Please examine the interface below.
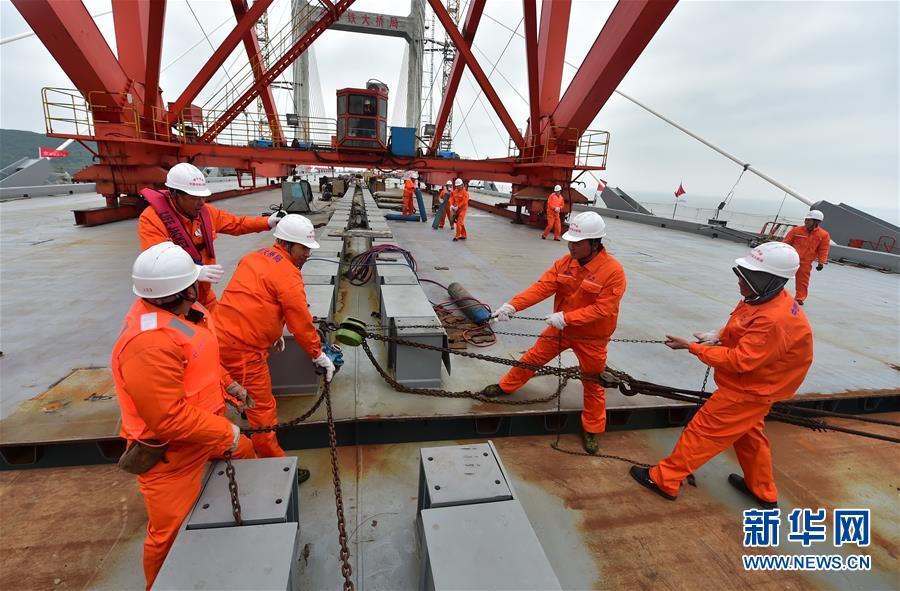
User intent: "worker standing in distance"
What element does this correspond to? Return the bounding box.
[450,178,470,241]
[782,210,830,305]
[111,242,256,589]
[214,215,336,462]
[402,172,417,216]
[630,242,812,507]
[139,162,282,311]
[434,180,454,230]
[483,211,625,454]
[542,184,565,241]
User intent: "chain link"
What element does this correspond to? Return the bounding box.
[223,451,243,526]
[324,381,354,591]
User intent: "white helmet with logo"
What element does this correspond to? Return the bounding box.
[805,210,824,221]
[132,242,200,298]
[562,211,607,241]
[165,162,211,197]
[445,180,452,186]
[735,242,800,279]
[454,178,463,187]
[274,214,320,249]
[553,184,562,192]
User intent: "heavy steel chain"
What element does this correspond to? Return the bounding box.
[360,322,664,344]
[239,387,328,434]
[223,451,243,526]
[324,381,354,591]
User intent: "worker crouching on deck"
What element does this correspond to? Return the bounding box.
[111,242,256,589]
[542,185,565,241]
[138,162,283,311]
[214,215,335,463]
[630,242,813,508]
[450,178,470,241]
[482,211,626,454]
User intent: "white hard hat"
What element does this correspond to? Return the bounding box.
[562,211,607,241]
[454,178,463,187]
[446,180,452,186]
[165,162,211,197]
[735,242,800,279]
[805,210,824,221]
[411,171,418,179]
[274,214,320,249]
[554,185,562,192]
[132,242,200,298]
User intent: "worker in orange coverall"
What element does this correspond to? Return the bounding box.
[434,180,454,230]
[214,214,335,465]
[630,242,813,508]
[542,184,565,241]
[402,172,418,215]
[483,211,626,454]
[782,209,830,305]
[112,242,256,589]
[138,162,282,311]
[450,178,470,241]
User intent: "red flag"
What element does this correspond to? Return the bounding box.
[597,178,607,191]
[674,182,686,198]
[39,147,69,158]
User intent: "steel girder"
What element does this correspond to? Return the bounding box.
[552,0,677,136]
[428,0,524,149]
[200,0,356,143]
[230,0,285,146]
[427,0,485,155]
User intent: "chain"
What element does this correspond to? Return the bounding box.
[700,365,711,394]
[360,322,664,345]
[324,381,354,591]
[223,451,243,526]
[240,387,328,434]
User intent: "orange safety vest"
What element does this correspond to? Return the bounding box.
[111,299,224,441]
[140,188,216,263]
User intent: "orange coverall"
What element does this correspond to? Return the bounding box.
[437,188,452,229]
[214,244,324,458]
[112,299,255,589]
[650,290,813,501]
[450,186,470,240]
[138,198,270,310]
[542,192,565,240]
[402,178,416,215]
[783,225,830,302]
[498,250,626,433]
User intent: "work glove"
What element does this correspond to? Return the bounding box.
[197,264,225,284]
[816,263,824,271]
[313,352,336,382]
[267,209,287,228]
[273,336,286,352]
[490,302,516,322]
[450,205,458,213]
[692,330,721,345]
[228,424,241,453]
[554,207,561,213]
[225,380,255,409]
[545,311,566,330]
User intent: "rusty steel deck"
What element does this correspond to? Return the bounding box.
[1,414,897,590]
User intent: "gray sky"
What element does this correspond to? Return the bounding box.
[1,0,897,222]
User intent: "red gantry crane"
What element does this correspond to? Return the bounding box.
[14,0,677,226]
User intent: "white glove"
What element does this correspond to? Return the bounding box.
[554,207,561,213]
[546,311,566,330]
[267,210,286,229]
[228,423,241,453]
[490,302,516,322]
[692,330,721,345]
[313,352,335,382]
[450,205,458,212]
[197,264,224,284]
[225,380,255,409]
[273,336,285,352]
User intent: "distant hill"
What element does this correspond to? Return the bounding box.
[0,129,96,176]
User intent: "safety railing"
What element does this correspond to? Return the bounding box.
[164,107,336,149]
[41,87,144,139]
[760,221,798,241]
[508,127,610,169]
